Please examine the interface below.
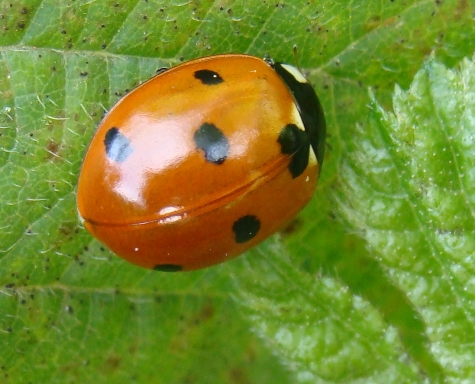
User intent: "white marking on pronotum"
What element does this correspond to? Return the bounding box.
[290,104,305,132]
[280,64,307,84]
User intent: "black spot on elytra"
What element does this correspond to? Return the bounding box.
[233,215,261,244]
[194,69,224,85]
[277,124,310,178]
[153,264,183,272]
[104,127,133,162]
[194,123,229,164]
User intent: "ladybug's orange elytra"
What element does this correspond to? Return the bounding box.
[77,54,326,271]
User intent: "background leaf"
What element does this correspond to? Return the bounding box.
[1,0,475,383]
[332,57,475,382]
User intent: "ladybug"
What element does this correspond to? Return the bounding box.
[77,54,326,272]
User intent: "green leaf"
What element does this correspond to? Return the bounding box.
[2,0,475,383]
[332,56,475,381]
[231,240,425,383]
